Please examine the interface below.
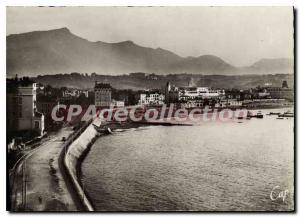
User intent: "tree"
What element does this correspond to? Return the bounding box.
[282,80,288,88]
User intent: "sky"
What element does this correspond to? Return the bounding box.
[6,6,294,66]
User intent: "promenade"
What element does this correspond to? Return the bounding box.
[10,127,77,211]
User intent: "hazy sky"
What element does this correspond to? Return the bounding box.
[7,6,294,66]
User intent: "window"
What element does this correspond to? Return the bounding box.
[34,121,40,129]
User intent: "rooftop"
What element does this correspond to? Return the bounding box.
[7,77,35,93]
[34,111,43,118]
[95,82,112,89]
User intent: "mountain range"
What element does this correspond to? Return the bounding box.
[7,28,293,77]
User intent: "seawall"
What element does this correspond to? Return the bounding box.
[61,119,99,211]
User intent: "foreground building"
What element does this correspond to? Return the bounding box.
[7,78,44,135]
[37,100,60,117]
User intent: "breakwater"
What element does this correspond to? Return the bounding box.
[60,119,99,211]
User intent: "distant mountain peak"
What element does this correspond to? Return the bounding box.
[196,55,222,60]
[44,27,73,36]
[115,40,135,45]
[53,27,71,33]
[155,47,164,51]
[242,57,293,74]
[251,58,293,67]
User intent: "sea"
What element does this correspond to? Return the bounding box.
[81,108,294,211]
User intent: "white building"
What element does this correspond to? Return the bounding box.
[111,100,125,107]
[258,92,270,98]
[63,89,89,98]
[215,99,242,108]
[179,87,225,101]
[7,79,45,135]
[199,88,225,98]
[139,93,165,105]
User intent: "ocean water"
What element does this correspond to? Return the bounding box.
[81,109,294,211]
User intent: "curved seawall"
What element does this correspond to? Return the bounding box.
[62,120,99,211]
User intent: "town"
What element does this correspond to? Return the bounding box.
[7,73,293,149]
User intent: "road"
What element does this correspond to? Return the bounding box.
[10,127,78,211]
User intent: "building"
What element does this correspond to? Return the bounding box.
[179,87,200,100]
[215,99,242,108]
[242,99,291,108]
[195,87,225,99]
[139,92,165,105]
[178,87,225,101]
[111,100,125,107]
[94,82,112,107]
[37,100,60,117]
[62,88,89,98]
[7,78,44,135]
[265,81,294,101]
[183,100,205,108]
[257,89,270,98]
[165,82,179,104]
[266,87,294,101]
[165,82,171,104]
[165,82,225,106]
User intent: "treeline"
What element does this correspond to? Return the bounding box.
[33,72,294,90]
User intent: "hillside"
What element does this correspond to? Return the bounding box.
[33,72,294,90]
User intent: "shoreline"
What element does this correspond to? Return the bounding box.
[60,119,144,211]
[60,121,95,211]
[58,137,85,211]
[75,134,100,211]
[73,106,294,211]
[76,121,147,210]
